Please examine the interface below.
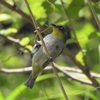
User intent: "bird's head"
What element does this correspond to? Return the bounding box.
[51,24,68,39]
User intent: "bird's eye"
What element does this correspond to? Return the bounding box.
[59,26,64,30]
[34,44,40,48]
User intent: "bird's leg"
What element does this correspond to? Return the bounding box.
[47,57,53,63]
[42,57,53,68]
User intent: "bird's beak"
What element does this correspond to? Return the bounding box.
[51,24,57,27]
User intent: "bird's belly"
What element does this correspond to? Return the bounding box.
[32,48,48,67]
[32,39,64,67]
[46,41,64,59]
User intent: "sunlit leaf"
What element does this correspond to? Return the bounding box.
[27,0,46,20]
[0,28,17,35]
[20,37,30,46]
[0,92,4,100]
[25,45,32,51]
[76,51,84,65]
[0,14,11,22]
[67,0,84,18]
[6,84,26,100]
[76,22,95,48]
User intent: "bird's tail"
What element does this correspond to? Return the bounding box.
[24,73,36,89]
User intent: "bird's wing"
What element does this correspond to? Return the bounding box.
[31,40,42,57]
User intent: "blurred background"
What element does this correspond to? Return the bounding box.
[0,0,100,100]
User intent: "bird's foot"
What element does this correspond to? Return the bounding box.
[47,57,53,63]
[42,57,53,67]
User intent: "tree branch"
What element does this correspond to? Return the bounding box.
[0,34,31,53]
[1,65,100,86]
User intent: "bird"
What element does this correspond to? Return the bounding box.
[24,24,68,88]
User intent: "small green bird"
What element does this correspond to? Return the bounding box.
[25,24,68,88]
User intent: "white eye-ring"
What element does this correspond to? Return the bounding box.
[59,26,64,30]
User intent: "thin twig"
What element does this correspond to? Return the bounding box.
[1,65,100,79]
[0,34,31,53]
[87,0,100,29]
[1,65,100,85]
[0,66,91,85]
[24,0,69,99]
[0,67,32,73]
[54,65,92,85]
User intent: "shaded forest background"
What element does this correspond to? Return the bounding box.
[0,0,100,100]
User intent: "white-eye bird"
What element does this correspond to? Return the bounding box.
[25,24,68,88]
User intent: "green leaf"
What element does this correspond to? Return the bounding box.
[42,0,55,15]
[6,84,26,100]
[27,0,46,20]
[0,92,4,100]
[76,22,95,48]
[76,51,84,65]
[85,37,100,69]
[25,45,32,51]
[0,14,11,22]
[0,28,17,35]
[67,0,84,18]
[20,37,30,46]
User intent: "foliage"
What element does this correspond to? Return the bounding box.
[0,0,100,100]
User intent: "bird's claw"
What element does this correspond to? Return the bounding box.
[42,57,53,68]
[34,27,41,33]
[48,57,53,63]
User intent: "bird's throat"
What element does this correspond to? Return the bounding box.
[52,28,64,38]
